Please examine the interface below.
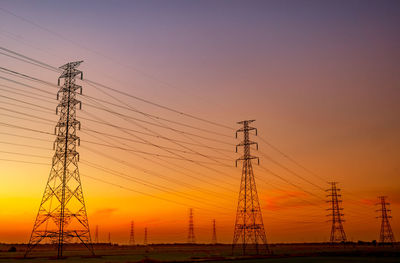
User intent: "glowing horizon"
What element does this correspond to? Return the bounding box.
[0,0,399,245]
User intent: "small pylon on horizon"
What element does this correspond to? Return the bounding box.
[212,219,217,244]
[376,196,396,245]
[188,208,196,244]
[327,182,347,243]
[129,221,135,245]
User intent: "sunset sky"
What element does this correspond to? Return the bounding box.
[0,0,399,244]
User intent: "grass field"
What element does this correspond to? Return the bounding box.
[0,243,398,262]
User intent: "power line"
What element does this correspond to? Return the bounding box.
[259,164,325,201]
[0,90,233,158]
[82,99,232,144]
[0,65,232,140]
[79,104,239,182]
[0,75,55,96]
[81,159,232,203]
[83,81,236,167]
[83,144,236,192]
[0,91,332,207]
[0,104,234,165]
[0,44,376,223]
[258,135,327,183]
[79,161,230,211]
[0,116,237,197]
[0,158,48,165]
[258,150,325,191]
[81,172,229,216]
[0,73,234,153]
[0,45,233,130]
[81,141,232,167]
[0,149,49,159]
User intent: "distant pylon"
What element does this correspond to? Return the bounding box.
[376,196,396,244]
[108,232,111,244]
[232,120,268,255]
[24,61,94,258]
[188,208,196,243]
[212,219,217,244]
[129,221,135,245]
[144,227,148,245]
[95,225,99,243]
[327,182,347,243]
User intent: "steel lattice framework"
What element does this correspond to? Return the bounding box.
[232,120,268,255]
[129,221,135,245]
[188,208,196,243]
[25,61,94,258]
[212,219,217,244]
[377,196,396,244]
[327,182,347,243]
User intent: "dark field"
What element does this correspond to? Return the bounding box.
[0,243,398,263]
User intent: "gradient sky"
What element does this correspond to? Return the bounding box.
[0,0,399,244]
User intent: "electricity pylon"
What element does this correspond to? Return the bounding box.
[212,219,217,244]
[108,232,111,244]
[25,61,94,258]
[232,120,268,255]
[188,208,196,243]
[327,182,346,243]
[129,221,135,245]
[376,196,396,244]
[144,227,148,245]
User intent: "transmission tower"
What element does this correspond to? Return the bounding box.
[376,196,396,244]
[108,232,111,244]
[129,221,135,245]
[327,182,347,243]
[232,120,268,255]
[25,61,94,258]
[144,227,148,245]
[188,208,196,243]
[95,225,99,244]
[212,219,217,244]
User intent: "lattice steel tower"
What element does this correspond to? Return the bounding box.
[25,61,94,258]
[377,196,396,244]
[212,219,217,244]
[327,182,346,243]
[188,208,196,243]
[129,221,135,245]
[232,120,268,255]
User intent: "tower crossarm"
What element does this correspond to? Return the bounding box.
[235,155,259,167]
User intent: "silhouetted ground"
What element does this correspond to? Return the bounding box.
[0,243,398,262]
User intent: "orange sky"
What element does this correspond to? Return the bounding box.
[0,0,399,244]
